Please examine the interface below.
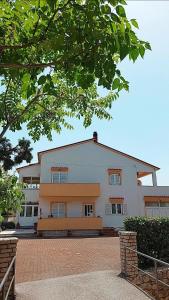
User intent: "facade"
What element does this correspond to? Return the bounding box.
[16,132,169,234]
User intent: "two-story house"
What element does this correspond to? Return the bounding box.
[16,132,169,236]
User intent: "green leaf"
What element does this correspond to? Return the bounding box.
[111,13,120,23]
[145,42,152,50]
[38,75,46,85]
[119,0,127,5]
[112,78,120,90]
[131,19,139,29]
[116,5,126,17]
[101,4,111,14]
[130,48,139,62]
[139,45,145,58]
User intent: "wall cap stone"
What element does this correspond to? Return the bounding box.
[0,237,18,244]
[119,231,137,236]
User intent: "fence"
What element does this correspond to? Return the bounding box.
[0,238,18,300]
[119,231,169,300]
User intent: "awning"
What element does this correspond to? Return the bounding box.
[109,197,124,204]
[144,196,169,203]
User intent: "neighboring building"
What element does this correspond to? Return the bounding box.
[16,132,169,235]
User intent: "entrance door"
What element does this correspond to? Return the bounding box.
[19,204,39,227]
[51,203,65,217]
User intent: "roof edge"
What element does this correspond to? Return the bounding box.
[37,138,93,160]
[96,142,160,170]
[16,162,39,171]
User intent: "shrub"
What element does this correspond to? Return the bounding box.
[124,217,169,268]
[1,221,15,230]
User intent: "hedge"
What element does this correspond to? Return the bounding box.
[124,217,169,268]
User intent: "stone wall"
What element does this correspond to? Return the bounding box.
[119,231,169,300]
[0,237,18,300]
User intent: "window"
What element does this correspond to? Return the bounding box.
[111,203,123,215]
[108,169,121,185]
[83,204,94,217]
[22,177,40,189]
[160,202,169,207]
[51,203,65,217]
[52,172,68,183]
[109,174,121,185]
[26,206,32,217]
[19,205,39,217]
[33,206,38,216]
[145,202,159,207]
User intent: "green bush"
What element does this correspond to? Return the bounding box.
[124,217,169,268]
[1,221,15,230]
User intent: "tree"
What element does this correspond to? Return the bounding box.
[0,137,33,171]
[0,0,151,143]
[0,170,24,220]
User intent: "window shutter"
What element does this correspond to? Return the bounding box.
[122,204,127,215]
[105,203,112,215]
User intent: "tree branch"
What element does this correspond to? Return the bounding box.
[3,77,11,122]
[0,62,58,69]
[0,0,73,52]
[0,90,45,139]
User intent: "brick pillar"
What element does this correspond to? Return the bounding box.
[0,237,18,300]
[119,231,138,279]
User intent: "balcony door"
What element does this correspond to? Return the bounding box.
[51,203,65,217]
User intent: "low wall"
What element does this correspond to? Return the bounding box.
[119,231,169,300]
[0,237,18,300]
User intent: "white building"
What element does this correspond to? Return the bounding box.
[16,132,169,235]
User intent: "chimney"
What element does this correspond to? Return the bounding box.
[93,131,98,143]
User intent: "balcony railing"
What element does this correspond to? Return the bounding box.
[39,183,100,197]
[37,217,103,231]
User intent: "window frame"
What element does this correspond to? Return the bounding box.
[83,204,95,217]
[111,203,123,215]
[51,202,66,218]
[108,169,122,185]
[109,173,121,185]
[51,171,68,183]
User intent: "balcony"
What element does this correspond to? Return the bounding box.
[37,217,103,231]
[39,183,100,198]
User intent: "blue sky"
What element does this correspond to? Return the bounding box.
[6,1,169,185]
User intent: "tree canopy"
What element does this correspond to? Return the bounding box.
[0,137,32,171]
[0,0,151,165]
[0,170,24,218]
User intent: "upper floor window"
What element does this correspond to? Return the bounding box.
[22,177,40,189]
[108,169,121,185]
[51,167,68,183]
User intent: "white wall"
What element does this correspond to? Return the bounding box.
[39,141,157,227]
[18,164,40,179]
[23,189,39,203]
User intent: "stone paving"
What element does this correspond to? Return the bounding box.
[16,237,120,283]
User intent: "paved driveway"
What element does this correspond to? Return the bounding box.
[16,237,120,283]
[16,270,150,300]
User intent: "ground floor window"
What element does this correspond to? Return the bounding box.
[112,203,123,215]
[20,204,39,217]
[83,204,94,217]
[145,202,169,207]
[51,203,65,217]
